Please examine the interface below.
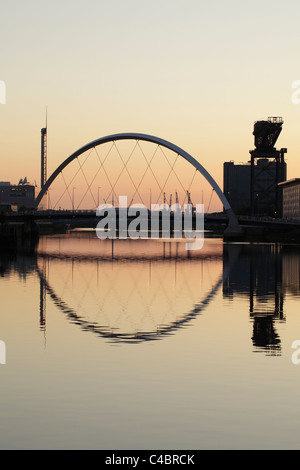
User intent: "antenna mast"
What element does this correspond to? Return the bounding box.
[41,107,47,189]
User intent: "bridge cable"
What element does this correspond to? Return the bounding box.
[76,157,98,209]
[158,146,188,200]
[207,188,215,213]
[111,141,145,206]
[52,147,95,209]
[129,142,162,206]
[94,142,118,204]
[136,141,165,202]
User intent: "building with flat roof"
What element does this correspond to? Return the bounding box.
[0,180,36,211]
[278,179,300,219]
[224,158,287,216]
[223,161,251,214]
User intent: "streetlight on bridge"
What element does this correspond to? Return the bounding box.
[72,187,76,211]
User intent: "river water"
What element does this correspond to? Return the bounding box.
[1,232,300,449]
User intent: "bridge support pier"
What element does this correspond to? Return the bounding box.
[224,208,244,240]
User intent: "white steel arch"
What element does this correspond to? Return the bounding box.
[36,133,228,208]
[35,132,242,235]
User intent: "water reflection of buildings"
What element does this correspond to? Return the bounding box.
[223,243,300,355]
[0,251,37,279]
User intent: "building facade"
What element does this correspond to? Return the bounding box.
[0,181,36,211]
[223,159,287,216]
[279,179,300,219]
[223,161,251,214]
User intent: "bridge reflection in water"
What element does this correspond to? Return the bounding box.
[37,234,225,343]
[2,232,300,353]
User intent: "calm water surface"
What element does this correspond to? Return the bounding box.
[1,232,300,449]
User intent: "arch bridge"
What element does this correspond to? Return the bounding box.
[35,132,242,236]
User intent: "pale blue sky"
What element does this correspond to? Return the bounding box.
[1,0,300,209]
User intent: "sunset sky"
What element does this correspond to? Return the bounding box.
[1,0,300,211]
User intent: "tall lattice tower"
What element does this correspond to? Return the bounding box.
[41,112,47,190]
